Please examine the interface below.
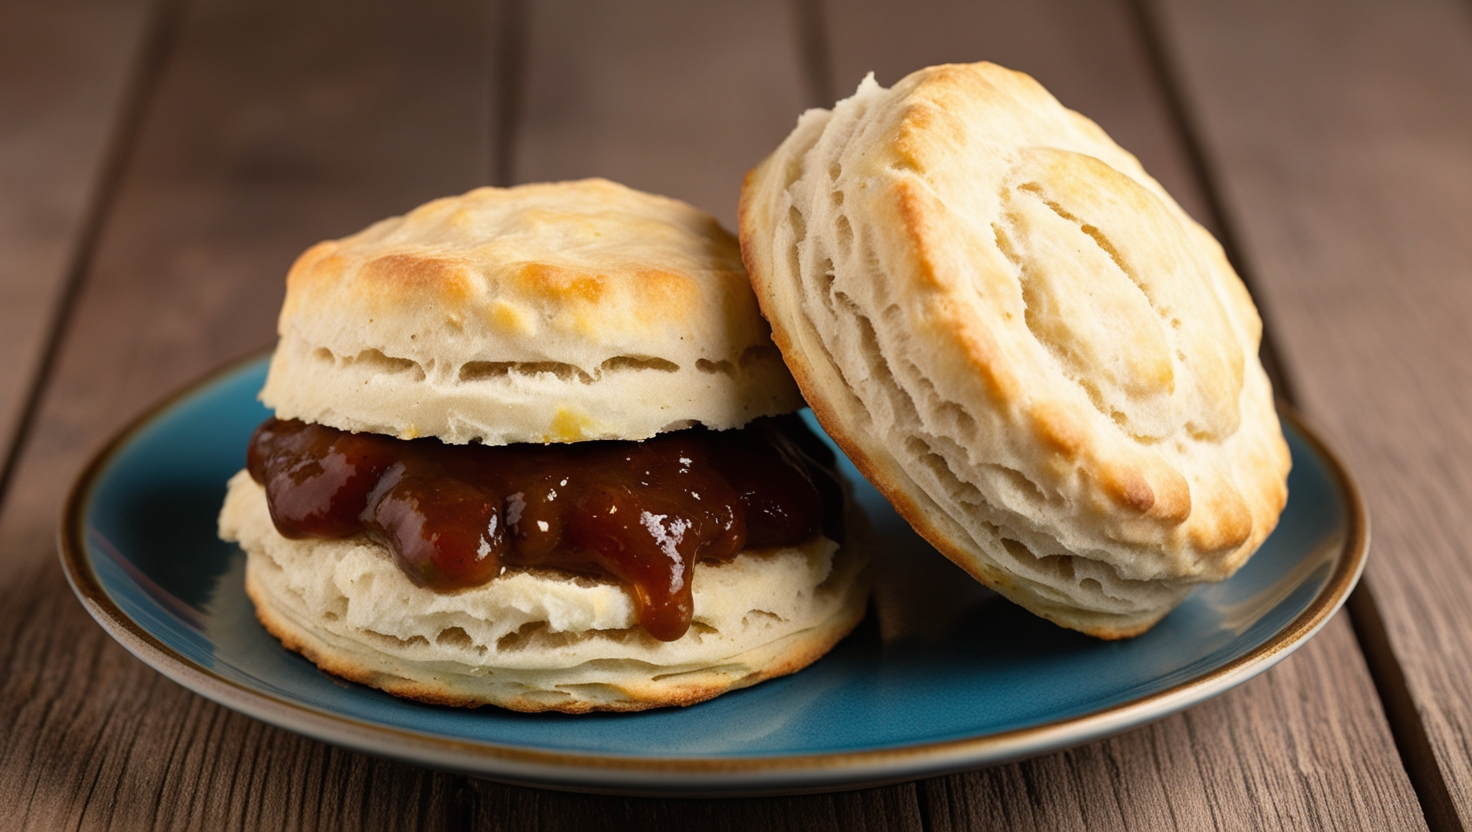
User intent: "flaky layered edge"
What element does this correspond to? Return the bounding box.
[739,68,1289,639]
[220,472,870,712]
[262,335,799,444]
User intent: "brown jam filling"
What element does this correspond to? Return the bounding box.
[246,415,843,641]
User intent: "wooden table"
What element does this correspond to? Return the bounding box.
[3,0,1469,828]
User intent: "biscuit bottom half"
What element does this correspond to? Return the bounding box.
[218,471,870,713]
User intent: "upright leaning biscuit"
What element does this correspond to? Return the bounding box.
[740,63,1290,638]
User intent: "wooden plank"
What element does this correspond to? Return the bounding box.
[474,784,925,831]
[1151,0,1472,826]
[512,0,811,228]
[0,0,153,478]
[818,0,1427,828]
[0,0,500,827]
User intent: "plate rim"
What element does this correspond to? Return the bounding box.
[58,352,1370,795]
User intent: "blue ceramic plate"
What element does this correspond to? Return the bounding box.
[61,355,1366,795]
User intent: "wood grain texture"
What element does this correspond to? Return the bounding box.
[512,0,809,229]
[0,0,153,473]
[1151,0,1472,825]
[0,0,1449,828]
[0,0,499,828]
[818,0,1427,828]
[469,784,924,832]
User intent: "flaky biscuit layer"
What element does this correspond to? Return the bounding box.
[740,64,1290,637]
[219,472,869,712]
[263,179,803,444]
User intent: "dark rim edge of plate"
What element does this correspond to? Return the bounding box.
[57,354,1369,790]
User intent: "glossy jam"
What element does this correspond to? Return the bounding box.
[246,416,841,641]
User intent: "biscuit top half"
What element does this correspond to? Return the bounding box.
[263,178,802,444]
[740,63,1291,637]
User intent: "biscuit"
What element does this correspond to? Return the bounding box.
[739,63,1290,637]
[220,472,869,712]
[262,178,803,445]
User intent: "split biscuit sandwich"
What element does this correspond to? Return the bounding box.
[218,179,869,712]
[740,62,1291,638]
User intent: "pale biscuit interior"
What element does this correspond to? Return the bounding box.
[219,471,870,712]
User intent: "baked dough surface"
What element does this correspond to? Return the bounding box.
[263,178,803,445]
[740,63,1290,637]
[219,472,869,712]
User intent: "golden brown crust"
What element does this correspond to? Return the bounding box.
[740,63,1290,638]
[263,179,804,445]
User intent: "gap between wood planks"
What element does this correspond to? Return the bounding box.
[0,0,188,518]
[789,0,837,109]
[491,0,528,187]
[1125,0,1463,830]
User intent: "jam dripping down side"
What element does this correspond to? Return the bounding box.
[245,416,842,641]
